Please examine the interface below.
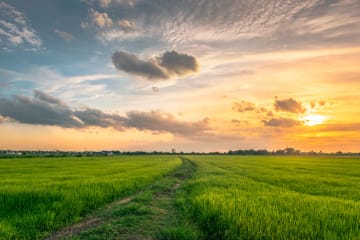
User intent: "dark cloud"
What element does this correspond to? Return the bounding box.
[123,111,209,136]
[112,51,168,80]
[33,90,64,105]
[274,98,305,113]
[263,118,300,128]
[73,108,125,130]
[0,91,209,136]
[158,51,198,75]
[0,93,80,128]
[112,50,198,81]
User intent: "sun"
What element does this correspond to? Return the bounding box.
[301,114,327,126]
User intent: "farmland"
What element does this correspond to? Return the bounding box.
[0,155,359,240]
[0,156,181,240]
[178,156,360,239]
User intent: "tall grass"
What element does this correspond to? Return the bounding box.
[0,156,181,240]
[179,156,360,239]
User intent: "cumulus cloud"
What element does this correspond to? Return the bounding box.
[112,50,198,81]
[0,91,209,136]
[90,9,112,28]
[274,98,305,113]
[0,2,42,50]
[263,118,301,128]
[54,29,75,41]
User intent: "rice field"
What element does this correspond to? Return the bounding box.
[1,155,359,239]
[179,155,360,239]
[0,156,181,240]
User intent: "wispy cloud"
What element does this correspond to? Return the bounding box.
[82,0,329,48]
[0,1,42,51]
[287,0,360,40]
[54,29,75,41]
[0,67,118,102]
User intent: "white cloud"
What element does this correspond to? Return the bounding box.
[54,29,75,41]
[0,2,42,50]
[89,0,324,47]
[90,8,112,28]
[288,0,360,39]
[83,0,137,8]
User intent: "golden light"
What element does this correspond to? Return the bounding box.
[301,114,327,126]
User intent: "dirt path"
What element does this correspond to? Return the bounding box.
[44,157,198,240]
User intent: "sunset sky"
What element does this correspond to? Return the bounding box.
[0,0,359,152]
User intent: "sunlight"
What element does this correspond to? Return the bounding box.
[301,114,327,126]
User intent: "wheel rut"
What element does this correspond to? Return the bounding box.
[44,157,197,240]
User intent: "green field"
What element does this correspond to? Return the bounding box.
[179,156,360,239]
[0,156,181,240]
[0,155,359,239]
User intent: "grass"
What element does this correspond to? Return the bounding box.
[0,156,181,240]
[178,155,360,239]
[68,157,202,240]
[1,155,359,239]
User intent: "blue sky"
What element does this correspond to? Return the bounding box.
[1,0,360,151]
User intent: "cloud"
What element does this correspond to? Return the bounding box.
[152,86,159,92]
[92,0,320,45]
[0,115,7,123]
[123,110,209,136]
[90,9,112,28]
[74,108,125,130]
[99,0,112,7]
[0,2,42,50]
[274,98,305,113]
[158,51,198,75]
[0,92,81,128]
[54,29,75,41]
[117,19,136,32]
[288,0,360,40]
[83,0,137,8]
[33,90,65,105]
[233,101,256,112]
[0,91,210,136]
[112,50,198,81]
[112,51,168,80]
[263,118,301,128]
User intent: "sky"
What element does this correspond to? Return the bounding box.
[0,0,360,152]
